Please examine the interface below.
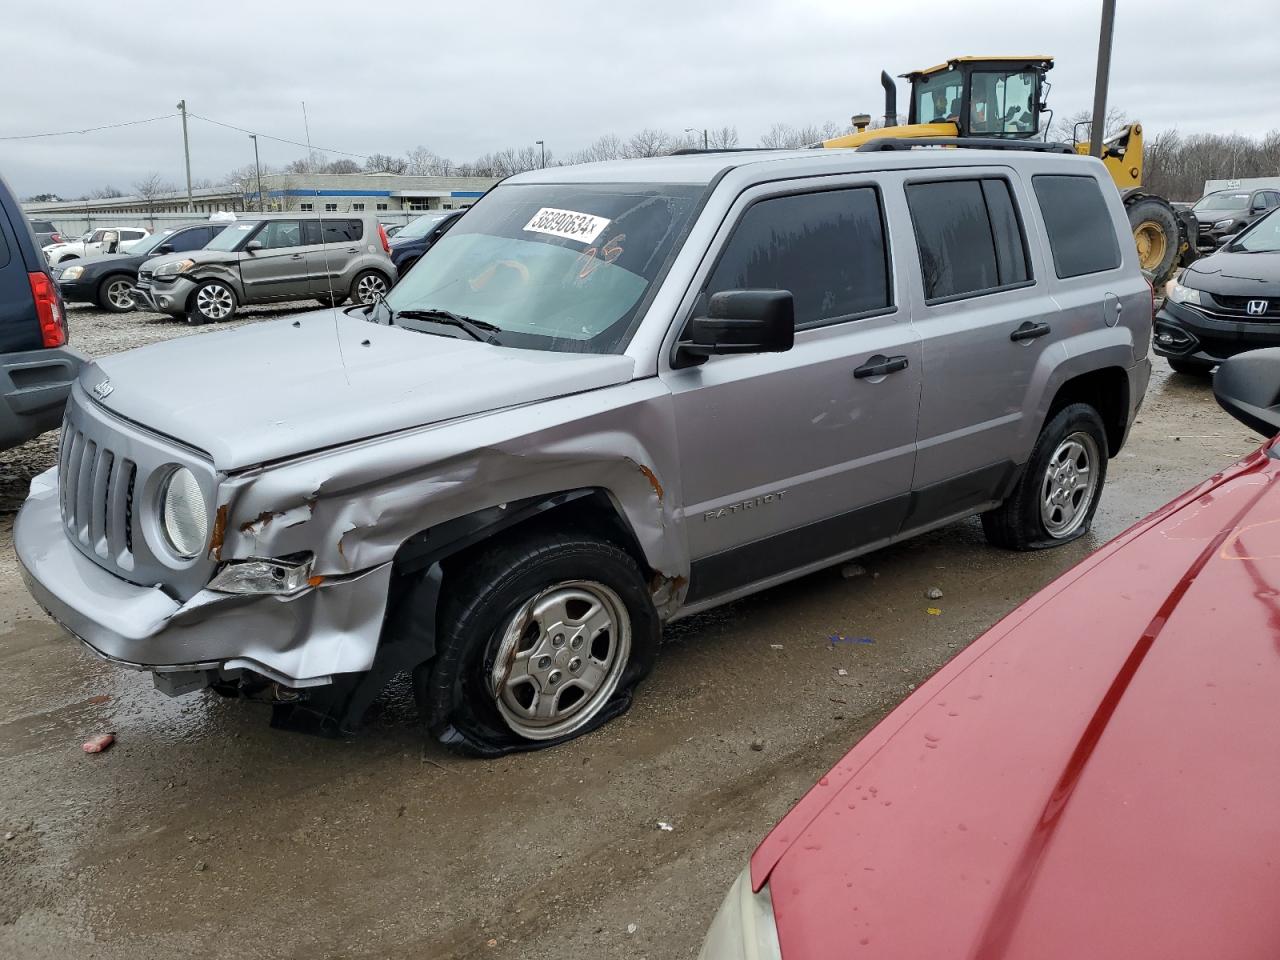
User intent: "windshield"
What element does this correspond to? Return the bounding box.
[1195,192,1250,211]
[1228,210,1280,252]
[396,213,450,239]
[915,71,963,124]
[383,182,704,353]
[204,221,259,251]
[132,229,177,255]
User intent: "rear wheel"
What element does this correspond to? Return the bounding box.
[350,270,389,304]
[187,280,237,325]
[983,403,1108,550]
[1126,196,1180,284]
[96,275,135,313]
[416,531,659,756]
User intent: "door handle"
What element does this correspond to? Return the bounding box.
[1010,321,1051,342]
[853,354,909,379]
[290,253,305,260]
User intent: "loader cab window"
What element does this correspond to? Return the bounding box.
[915,72,963,124]
[969,70,1038,136]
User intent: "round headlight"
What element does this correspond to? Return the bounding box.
[161,467,208,558]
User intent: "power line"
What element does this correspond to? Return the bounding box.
[0,113,177,141]
[187,111,370,160]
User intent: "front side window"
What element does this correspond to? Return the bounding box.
[1032,175,1122,278]
[915,71,964,124]
[173,227,211,252]
[255,220,304,249]
[906,178,1030,301]
[705,187,891,328]
[969,70,1038,135]
[384,182,704,353]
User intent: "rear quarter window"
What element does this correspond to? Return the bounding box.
[1032,174,1122,278]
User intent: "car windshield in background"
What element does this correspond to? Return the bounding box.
[1195,192,1250,211]
[383,182,704,353]
[396,213,451,239]
[203,221,258,251]
[1228,211,1280,252]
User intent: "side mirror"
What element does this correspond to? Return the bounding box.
[156,243,174,255]
[245,240,263,252]
[1214,348,1280,437]
[674,289,795,368]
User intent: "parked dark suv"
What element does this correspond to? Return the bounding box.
[1192,188,1280,251]
[389,210,463,278]
[53,221,227,312]
[0,174,83,450]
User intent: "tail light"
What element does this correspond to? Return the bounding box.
[377,223,390,255]
[1146,277,1156,319]
[50,232,63,244]
[28,272,67,347]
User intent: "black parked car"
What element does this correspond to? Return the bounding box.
[1156,209,1280,375]
[389,210,463,278]
[52,221,227,312]
[0,173,83,450]
[1191,187,1280,251]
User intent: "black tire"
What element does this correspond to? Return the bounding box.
[417,531,659,757]
[315,293,349,309]
[350,269,390,304]
[96,274,135,313]
[186,279,237,325]
[1168,356,1214,376]
[1126,196,1180,285]
[982,403,1109,551]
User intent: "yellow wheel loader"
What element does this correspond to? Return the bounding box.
[822,57,1195,284]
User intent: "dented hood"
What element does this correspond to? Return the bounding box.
[81,311,636,470]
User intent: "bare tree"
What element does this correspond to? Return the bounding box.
[708,125,740,149]
[90,185,125,199]
[1048,107,1130,145]
[365,153,409,175]
[132,172,177,227]
[624,128,675,158]
[322,158,361,175]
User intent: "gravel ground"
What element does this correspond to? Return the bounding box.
[0,307,1263,959]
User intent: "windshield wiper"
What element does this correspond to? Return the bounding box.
[393,307,502,344]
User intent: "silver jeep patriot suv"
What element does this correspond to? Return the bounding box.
[17,146,1151,755]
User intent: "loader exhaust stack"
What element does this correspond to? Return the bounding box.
[881,71,897,127]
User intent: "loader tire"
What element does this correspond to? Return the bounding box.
[1126,196,1180,285]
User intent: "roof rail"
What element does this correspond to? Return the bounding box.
[854,137,1075,154]
[668,147,789,156]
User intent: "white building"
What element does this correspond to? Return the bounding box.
[24,172,499,233]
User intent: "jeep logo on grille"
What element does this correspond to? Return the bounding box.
[1247,299,1270,316]
[91,379,113,400]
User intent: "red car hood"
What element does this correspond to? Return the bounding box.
[754,445,1280,960]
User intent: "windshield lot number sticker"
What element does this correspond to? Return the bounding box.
[524,207,610,245]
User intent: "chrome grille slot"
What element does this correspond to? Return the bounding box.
[57,385,217,599]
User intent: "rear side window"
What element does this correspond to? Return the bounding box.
[321,219,363,243]
[173,227,210,252]
[1032,175,1122,278]
[706,187,892,328]
[905,178,1031,302]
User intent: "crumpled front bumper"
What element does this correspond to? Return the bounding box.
[15,469,393,689]
[131,276,196,313]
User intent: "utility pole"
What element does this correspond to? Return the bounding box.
[536,140,546,168]
[685,127,709,149]
[249,134,264,212]
[1089,0,1117,159]
[176,99,194,212]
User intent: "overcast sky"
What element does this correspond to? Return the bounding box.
[3,0,1277,198]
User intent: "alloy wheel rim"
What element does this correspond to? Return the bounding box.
[488,580,631,740]
[356,275,386,302]
[197,284,233,319]
[1040,431,1100,539]
[107,279,134,310]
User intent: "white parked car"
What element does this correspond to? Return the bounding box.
[43,226,150,264]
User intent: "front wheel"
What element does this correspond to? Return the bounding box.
[982,403,1108,550]
[417,532,659,756]
[1126,196,1180,285]
[97,275,135,313]
[350,269,389,304]
[187,280,237,325]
